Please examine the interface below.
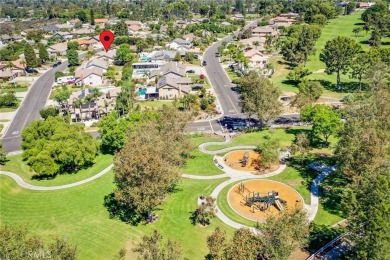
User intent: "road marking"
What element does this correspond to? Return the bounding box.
[12,131,19,136]
[228,110,235,113]
[209,121,214,132]
[197,127,205,131]
[22,113,30,129]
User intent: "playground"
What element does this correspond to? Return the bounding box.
[223,150,280,174]
[227,180,304,222]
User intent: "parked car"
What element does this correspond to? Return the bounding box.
[25,68,38,73]
[53,63,58,67]
[186,69,195,73]
[192,85,203,90]
[215,52,220,57]
[202,60,207,66]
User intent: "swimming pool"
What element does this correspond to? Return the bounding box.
[138,88,146,95]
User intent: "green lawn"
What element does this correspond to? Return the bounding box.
[0,153,113,187]
[205,127,306,151]
[0,107,17,112]
[271,11,383,97]
[0,87,28,93]
[0,174,233,259]
[138,100,174,109]
[182,136,225,176]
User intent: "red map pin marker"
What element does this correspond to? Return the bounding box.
[99,30,114,52]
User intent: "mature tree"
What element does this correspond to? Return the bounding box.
[281,24,322,65]
[115,44,135,65]
[286,63,312,83]
[114,20,129,37]
[38,43,49,64]
[67,41,79,50]
[21,116,99,175]
[301,104,342,144]
[350,52,374,91]
[0,141,7,165]
[320,36,361,90]
[90,8,95,25]
[291,132,311,166]
[223,228,260,260]
[0,92,18,108]
[255,135,281,169]
[370,29,382,47]
[364,61,390,91]
[24,44,40,68]
[207,227,226,260]
[293,79,324,108]
[336,89,390,259]
[66,49,79,67]
[199,4,210,16]
[345,2,356,15]
[77,11,87,23]
[257,207,309,259]
[352,27,362,39]
[191,196,216,226]
[26,30,44,43]
[336,89,390,179]
[0,225,77,259]
[113,107,191,221]
[239,71,282,128]
[133,230,182,260]
[39,106,60,120]
[97,111,157,153]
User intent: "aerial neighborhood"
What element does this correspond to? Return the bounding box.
[0,1,389,260]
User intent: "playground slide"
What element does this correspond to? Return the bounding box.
[275,200,284,211]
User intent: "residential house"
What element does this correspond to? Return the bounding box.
[157,76,191,99]
[72,38,98,48]
[149,62,186,80]
[0,34,11,44]
[166,38,192,51]
[94,18,108,24]
[128,24,142,36]
[53,31,73,40]
[106,19,120,26]
[279,12,299,19]
[72,28,94,36]
[96,49,117,64]
[251,26,278,37]
[10,35,24,42]
[67,19,80,27]
[47,42,68,56]
[0,68,19,81]
[269,16,295,28]
[182,33,200,43]
[231,13,244,21]
[41,25,60,34]
[149,50,178,62]
[174,20,187,29]
[75,67,104,86]
[86,58,108,72]
[221,21,231,27]
[244,49,269,68]
[56,23,74,30]
[239,36,266,51]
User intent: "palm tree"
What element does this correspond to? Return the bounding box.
[73,98,83,122]
[84,94,93,119]
[253,40,260,50]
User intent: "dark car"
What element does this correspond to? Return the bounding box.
[192,85,203,90]
[186,69,195,73]
[202,60,207,66]
[215,52,221,57]
[53,63,58,67]
[25,68,38,73]
[56,61,62,65]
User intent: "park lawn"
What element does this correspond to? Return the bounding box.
[205,127,307,151]
[0,174,233,259]
[314,204,344,226]
[224,68,241,82]
[0,153,113,187]
[268,167,311,204]
[182,136,225,176]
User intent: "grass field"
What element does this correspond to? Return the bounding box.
[205,127,306,151]
[271,11,387,97]
[0,173,235,259]
[0,87,28,93]
[0,107,17,112]
[0,153,113,186]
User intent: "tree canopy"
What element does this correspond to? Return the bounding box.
[239,71,282,128]
[21,116,99,175]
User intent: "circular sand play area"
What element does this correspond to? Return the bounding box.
[223,150,280,174]
[227,180,304,222]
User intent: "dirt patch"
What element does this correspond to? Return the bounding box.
[223,150,280,174]
[289,248,311,260]
[228,180,304,222]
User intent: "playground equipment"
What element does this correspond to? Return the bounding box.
[241,151,250,167]
[239,183,287,212]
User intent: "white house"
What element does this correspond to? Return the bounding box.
[166,38,192,50]
[244,49,269,68]
[75,67,103,86]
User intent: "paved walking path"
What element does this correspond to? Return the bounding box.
[0,165,113,191]
[183,135,336,230]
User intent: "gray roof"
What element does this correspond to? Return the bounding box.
[157,76,191,94]
[41,25,60,32]
[150,62,186,78]
[172,38,191,45]
[47,42,68,52]
[86,59,108,70]
[97,49,117,59]
[150,50,177,61]
[0,34,11,40]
